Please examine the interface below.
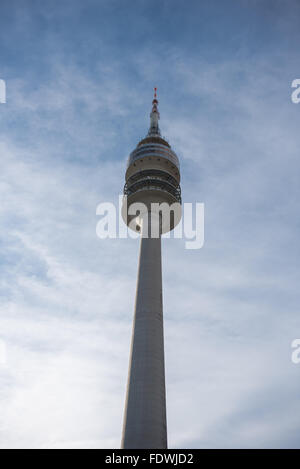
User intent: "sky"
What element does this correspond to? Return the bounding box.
[0,0,300,449]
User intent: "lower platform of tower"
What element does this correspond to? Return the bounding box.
[121,219,167,449]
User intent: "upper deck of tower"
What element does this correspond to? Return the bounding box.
[123,89,182,232]
[126,89,180,171]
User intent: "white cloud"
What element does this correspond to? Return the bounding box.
[0,23,300,448]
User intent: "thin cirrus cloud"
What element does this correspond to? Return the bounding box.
[0,0,300,448]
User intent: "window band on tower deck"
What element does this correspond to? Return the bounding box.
[127,144,180,169]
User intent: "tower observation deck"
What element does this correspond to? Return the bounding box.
[121,89,182,449]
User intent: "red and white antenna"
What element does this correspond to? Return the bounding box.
[152,87,159,109]
[149,87,160,135]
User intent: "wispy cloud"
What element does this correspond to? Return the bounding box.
[0,0,300,448]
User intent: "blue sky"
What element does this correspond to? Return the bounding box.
[0,0,300,448]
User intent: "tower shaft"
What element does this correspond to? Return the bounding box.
[121,213,167,449]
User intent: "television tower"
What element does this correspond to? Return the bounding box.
[121,89,182,449]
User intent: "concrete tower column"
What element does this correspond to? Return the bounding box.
[121,212,167,449]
